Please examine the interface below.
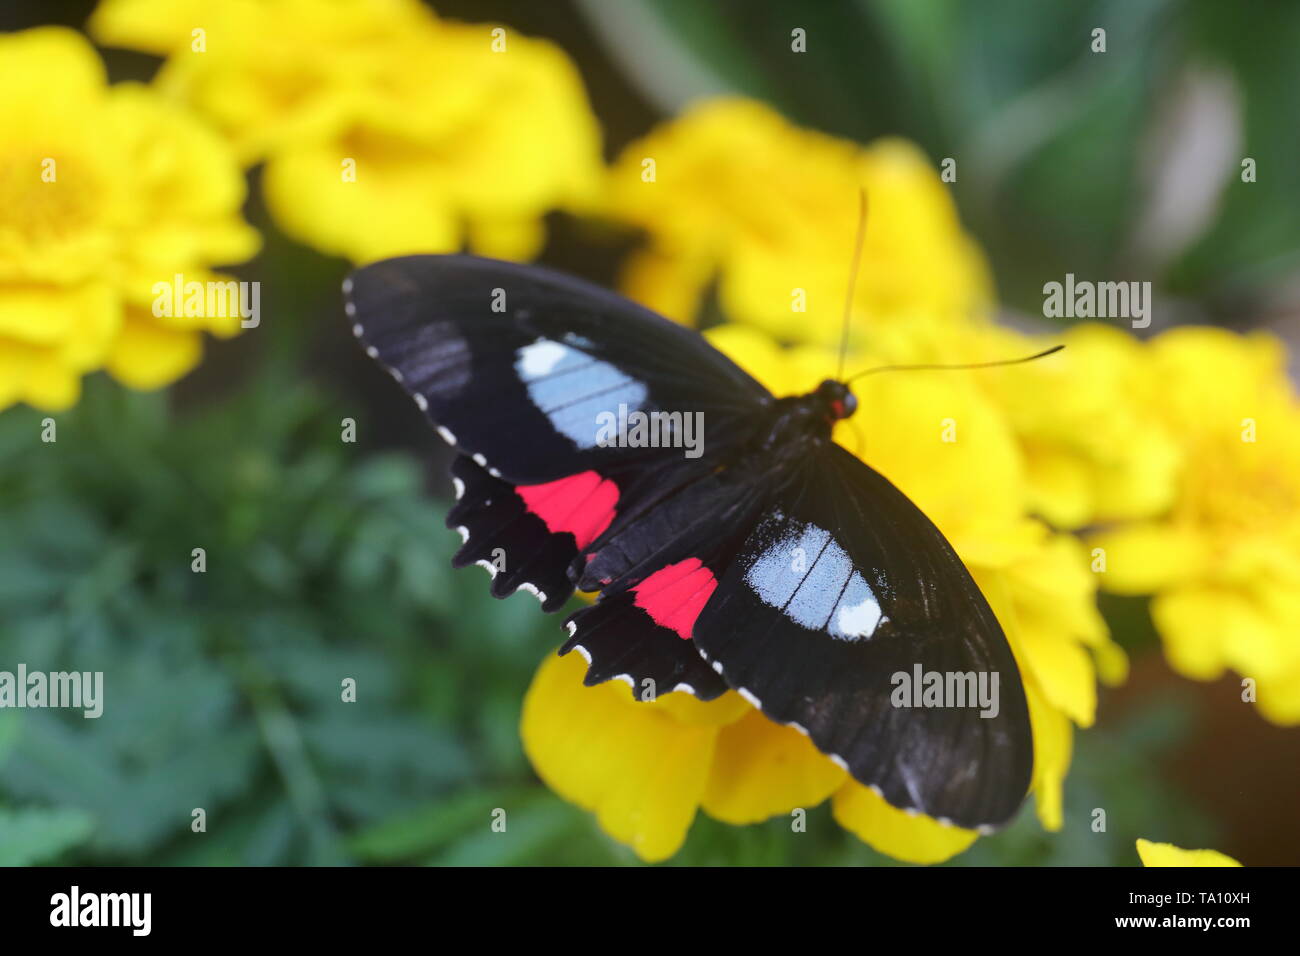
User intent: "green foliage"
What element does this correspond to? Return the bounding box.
[0,804,94,866]
[0,377,560,864]
[1173,0,1300,296]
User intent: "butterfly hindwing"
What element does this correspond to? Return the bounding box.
[692,442,1033,830]
[561,582,729,700]
[559,464,770,701]
[447,440,749,707]
[447,454,580,612]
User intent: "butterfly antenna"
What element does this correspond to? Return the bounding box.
[845,344,1065,383]
[836,189,869,382]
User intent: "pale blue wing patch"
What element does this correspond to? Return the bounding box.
[743,517,887,641]
[514,338,647,448]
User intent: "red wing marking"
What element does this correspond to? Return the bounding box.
[517,471,618,550]
[630,558,718,640]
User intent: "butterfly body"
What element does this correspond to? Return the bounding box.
[346,254,1033,831]
[756,388,846,450]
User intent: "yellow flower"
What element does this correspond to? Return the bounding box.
[0,27,259,411]
[1089,327,1300,724]
[1136,838,1242,867]
[607,97,992,345]
[91,0,436,164]
[521,326,1124,863]
[91,0,604,263]
[973,322,1183,530]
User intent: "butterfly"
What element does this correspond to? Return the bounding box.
[344,253,1034,832]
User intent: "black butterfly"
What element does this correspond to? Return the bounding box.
[344,254,1033,831]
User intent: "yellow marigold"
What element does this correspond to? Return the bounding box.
[90,0,603,263]
[606,97,992,345]
[1089,327,1300,725]
[0,27,259,411]
[521,327,1125,863]
[1136,838,1242,867]
[973,322,1184,530]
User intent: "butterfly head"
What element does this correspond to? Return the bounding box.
[816,380,858,421]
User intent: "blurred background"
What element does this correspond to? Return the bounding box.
[1,0,1297,866]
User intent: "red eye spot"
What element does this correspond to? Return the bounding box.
[830,399,845,419]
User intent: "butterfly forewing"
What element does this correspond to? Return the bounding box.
[345,254,769,484]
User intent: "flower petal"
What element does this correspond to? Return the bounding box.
[1088,523,1209,595]
[520,650,716,862]
[262,146,461,263]
[1136,839,1242,867]
[0,26,106,106]
[701,708,846,825]
[105,310,202,390]
[652,687,750,727]
[0,342,81,411]
[831,781,979,864]
[1024,678,1072,831]
[1150,587,1242,681]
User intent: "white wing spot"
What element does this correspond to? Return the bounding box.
[518,339,569,377]
[413,393,428,411]
[437,426,457,446]
[475,559,498,579]
[455,525,469,543]
[452,477,465,500]
[836,597,884,640]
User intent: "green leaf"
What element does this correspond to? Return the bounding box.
[0,806,95,865]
